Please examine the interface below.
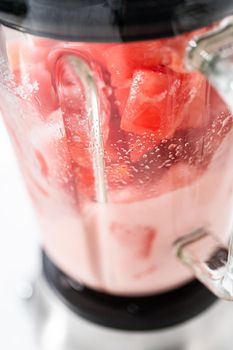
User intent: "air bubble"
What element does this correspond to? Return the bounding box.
[138,179,145,185]
[158,159,172,169]
[132,166,139,173]
[168,143,177,150]
[222,116,232,128]
[121,180,128,185]
[106,86,113,96]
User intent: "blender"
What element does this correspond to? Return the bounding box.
[1,0,233,348]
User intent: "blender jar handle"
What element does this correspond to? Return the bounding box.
[174,16,233,300]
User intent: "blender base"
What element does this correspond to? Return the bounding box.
[42,251,217,331]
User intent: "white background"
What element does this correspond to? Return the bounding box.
[0,117,39,349]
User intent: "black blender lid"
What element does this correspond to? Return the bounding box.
[0,0,233,42]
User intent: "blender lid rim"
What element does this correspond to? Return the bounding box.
[0,0,233,41]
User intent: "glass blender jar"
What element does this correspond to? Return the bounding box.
[1,0,233,340]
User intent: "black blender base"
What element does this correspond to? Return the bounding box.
[42,251,217,331]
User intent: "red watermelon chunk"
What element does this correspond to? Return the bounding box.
[121,68,185,137]
[114,84,131,113]
[111,223,156,259]
[120,69,209,162]
[104,40,182,87]
[7,41,59,118]
[179,73,208,130]
[7,39,55,70]
[27,64,59,117]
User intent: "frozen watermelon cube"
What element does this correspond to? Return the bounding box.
[121,68,185,138]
